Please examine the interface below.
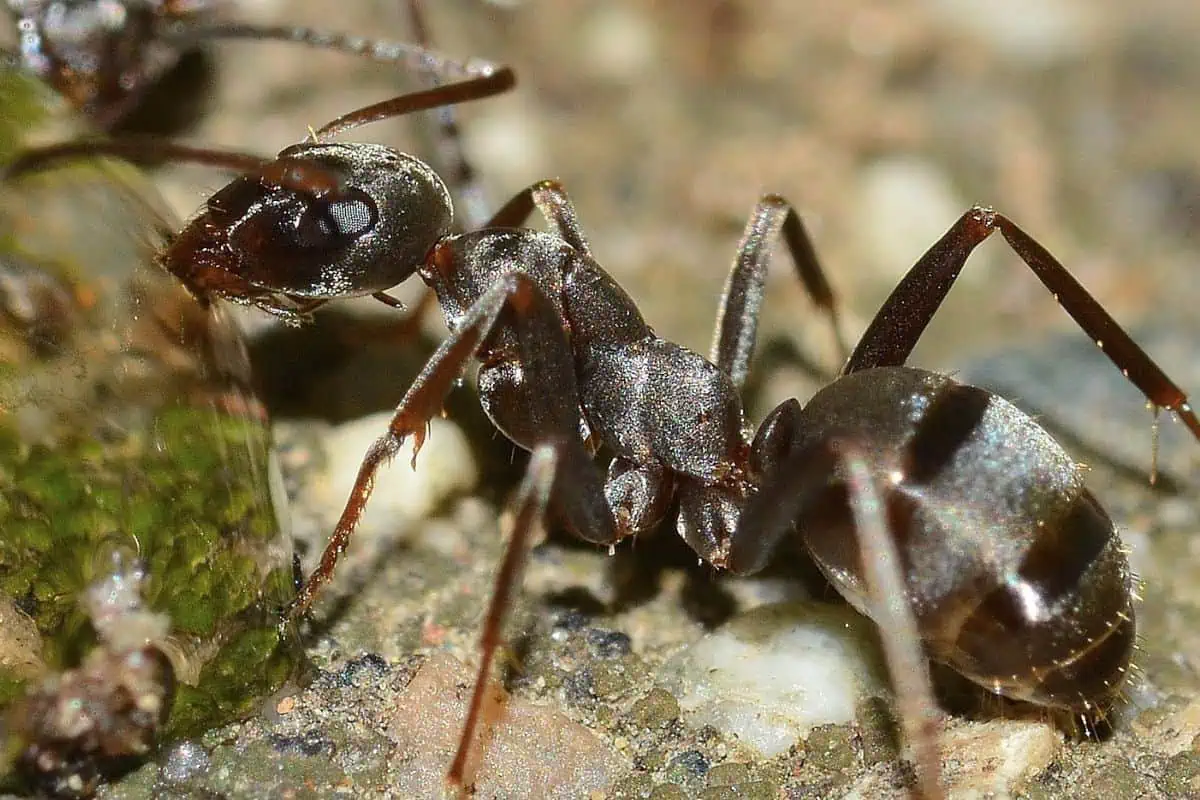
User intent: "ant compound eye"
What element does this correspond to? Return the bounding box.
[323,194,376,238]
[294,189,379,248]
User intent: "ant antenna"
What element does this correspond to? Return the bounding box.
[156,20,505,88]
[402,0,493,231]
[3,138,267,181]
[2,55,513,185]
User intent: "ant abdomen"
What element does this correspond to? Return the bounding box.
[165,142,451,306]
[953,507,1135,711]
[793,366,1135,713]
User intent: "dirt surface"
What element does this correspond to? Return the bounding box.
[11,1,1200,798]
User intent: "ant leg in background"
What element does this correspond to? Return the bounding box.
[488,184,851,373]
[402,0,494,231]
[483,179,594,254]
[4,59,514,182]
[843,208,1200,473]
[726,436,945,799]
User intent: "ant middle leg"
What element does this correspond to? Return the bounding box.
[482,179,594,255]
[843,207,1200,442]
[710,195,851,390]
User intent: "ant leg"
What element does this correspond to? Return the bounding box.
[840,441,944,800]
[844,207,1200,441]
[488,187,852,390]
[402,0,492,231]
[483,180,593,256]
[447,443,558,792]
[284,270,617,619]
[711,196,849,390]
[728,430,944,799]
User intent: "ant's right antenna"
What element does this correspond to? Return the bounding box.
[313,68,514,141]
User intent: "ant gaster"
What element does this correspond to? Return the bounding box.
[11,72,1200,800]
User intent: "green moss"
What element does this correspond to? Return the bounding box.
[0,673,25,709]
[0,94,303,782]
[1,401,302,752]
[0,73,50,162]
[168,611,301,739]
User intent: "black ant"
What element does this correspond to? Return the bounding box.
[1,0,501,133]
[9,77,1200,799]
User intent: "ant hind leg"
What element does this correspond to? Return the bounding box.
[843,208,1200,443]
[446,443,559,793]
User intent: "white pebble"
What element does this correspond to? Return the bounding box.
[927,0,1096,65]
[661,602,887,758]
[297,412,478,549]
[858,156,969,287]
[464,104,549,193]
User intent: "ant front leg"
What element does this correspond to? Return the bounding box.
[284,270,617,620]
[845,207,1200,443]
[447,443,558,793]
[727,433,944,800]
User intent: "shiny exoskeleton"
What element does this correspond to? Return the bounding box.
[9,82,1199,799]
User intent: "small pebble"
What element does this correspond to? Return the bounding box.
[161,741,210,783]
[288,413,477,570]
[385,653,625,798]
[662,602,887,758]
[927,0,1095,65]
[268,730,336,758]
[670,749,710,777]
[586,628,633,659]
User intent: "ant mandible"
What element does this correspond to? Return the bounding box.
[9,69,1200,800]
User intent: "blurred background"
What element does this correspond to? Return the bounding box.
[138,0,1200,373]
[8,1,1200,795]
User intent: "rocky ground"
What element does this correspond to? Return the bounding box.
[8,0,1200,798]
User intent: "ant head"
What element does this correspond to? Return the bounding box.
[179,141,452,302]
